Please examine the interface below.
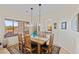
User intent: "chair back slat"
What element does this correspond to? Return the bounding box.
[48,34,54,53]
[18,33,23,50]
[18,34,22,42]
[24,34,31,49]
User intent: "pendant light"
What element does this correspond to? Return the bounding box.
[31,8,33,24]
[38,4,41,32]
[39,4,41,26]
[28,7,33,27]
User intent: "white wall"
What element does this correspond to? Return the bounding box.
[0,17,5,43]
[38,4,79,53]
[53,6,79,53]
[5,36,18,47]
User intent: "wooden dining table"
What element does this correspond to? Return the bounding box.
[22,35,49,54]
[31,37,48,54]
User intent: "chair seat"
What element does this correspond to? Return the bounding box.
[41,45,48,53]
[42,45,48,49]
[31,43,37,48]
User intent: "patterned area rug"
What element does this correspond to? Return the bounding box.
[7,44,60,54]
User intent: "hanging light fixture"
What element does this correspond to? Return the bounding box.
[39,4,41,26]
[27,8,33,27]
[27,7,33,27]
[37,4,41,33]
[31,8,33,24]
[25,10,28,21]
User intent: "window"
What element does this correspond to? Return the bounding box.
[4,18,28,38]
[4,19,19,37]
[23,21,30,32]
[14,21,18,35]
[61,22,67,30]
[5,20,14,37]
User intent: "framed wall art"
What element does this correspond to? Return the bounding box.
[54,23,57,29]
[61,22,67,30]
[71,13,79,32]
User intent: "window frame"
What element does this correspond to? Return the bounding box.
[4,18,29,38]
[4,18,19,38]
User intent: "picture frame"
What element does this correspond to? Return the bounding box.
[48,24,52,31]
[54,23,57,29]
[71,13,79,32]
[61,22,67,30]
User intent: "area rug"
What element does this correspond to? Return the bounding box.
[7,44,61,54]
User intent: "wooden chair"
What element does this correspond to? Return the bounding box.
[18,33,23,51]
[24,33,37,54]
[39,32,46,38]
[41,34,54,54]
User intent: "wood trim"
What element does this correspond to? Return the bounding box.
[78,13,79,32]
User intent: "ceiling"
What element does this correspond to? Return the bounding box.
[0,4,78,20]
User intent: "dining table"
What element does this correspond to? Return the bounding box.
[31,36,48,54]
[22,34,49,54]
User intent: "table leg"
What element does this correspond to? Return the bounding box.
[38,44,40,54]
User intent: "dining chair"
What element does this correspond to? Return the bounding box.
[18,33,23,51]
[24,33,37,54]
[39,32,46,38]
[41,34,54,54]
